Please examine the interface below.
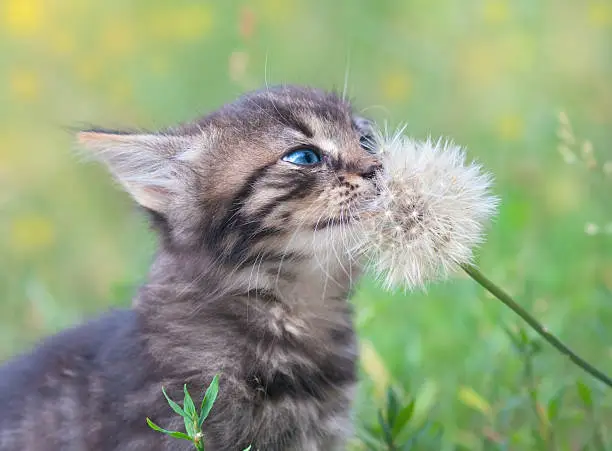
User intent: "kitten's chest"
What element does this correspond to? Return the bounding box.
[205,380,356,451]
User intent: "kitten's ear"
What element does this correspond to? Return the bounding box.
[77,130,187,213]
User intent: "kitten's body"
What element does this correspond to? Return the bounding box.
[0,86,379,450]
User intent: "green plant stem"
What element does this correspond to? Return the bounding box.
[461,263,612,389]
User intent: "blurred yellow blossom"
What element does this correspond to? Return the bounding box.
[588,1,612,28]
[259,0,294,21]
[496,114,524,141]
[49,30,76,57]
[3,0,43,37]
[9,215,55,253]
[146,5,213,41]
[9,68,39,101]
[483,0,510,24]
[458,41,500,88]
[100,20,136,57]
[381,71,412,103]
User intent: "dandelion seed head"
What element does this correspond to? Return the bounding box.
[356,127,499,291]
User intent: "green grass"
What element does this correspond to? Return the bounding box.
[1,1,612,449]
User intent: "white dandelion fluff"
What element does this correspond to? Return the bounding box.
[357,127,499,290]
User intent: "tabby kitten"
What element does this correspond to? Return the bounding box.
[0,85,381,450]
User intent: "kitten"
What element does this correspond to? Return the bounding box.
[0,85,381,450]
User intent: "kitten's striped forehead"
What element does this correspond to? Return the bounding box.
[237,86,366,157]
[185,85,371,196]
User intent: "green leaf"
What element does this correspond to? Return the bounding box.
[377,409,393,446]
[413,420,444,445]
[162,386,188,419]
[576,381,593,408]
[392,399,415,438]
[184,417,197,439]
[199,374,220,427]
[457,386,492,416]
[386,388,399,428]
[357,428,384,451]
[547,388,565,421]
[183,384,197,418]
[242,446,252,451]
[180,385,196,437]
[145,418,192,441]
[528,340,542,357]
[518,328,530,347]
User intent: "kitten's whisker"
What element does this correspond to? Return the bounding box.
[359,104,391,117]
[342,50,351,102]
[264,49,270,90]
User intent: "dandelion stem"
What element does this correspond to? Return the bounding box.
[461,263,612,389]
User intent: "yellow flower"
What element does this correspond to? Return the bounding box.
[588,1,612,28]
[49,30,76,57]
[483,0,510,24]
[146,5,213,41]
[458,41,500,88]
[259,0,294,21]
[10,215,55,253]
[3,0,43,37]
[497,114,524,141]
[100,20,136,57]
[381,71,412,103]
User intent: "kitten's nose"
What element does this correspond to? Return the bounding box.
[359,162,382,180]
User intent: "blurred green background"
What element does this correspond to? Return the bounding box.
[1,0,612,449]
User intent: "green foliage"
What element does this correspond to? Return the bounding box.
[357,387,443,450]
[147,375,251,451]
[354,324,612,450]
[2,1,612,449]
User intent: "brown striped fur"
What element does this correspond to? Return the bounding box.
[0,85,380,450]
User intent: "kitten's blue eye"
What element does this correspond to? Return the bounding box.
[282,148,322,166]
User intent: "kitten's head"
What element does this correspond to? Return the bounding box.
[79,85,380,267]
